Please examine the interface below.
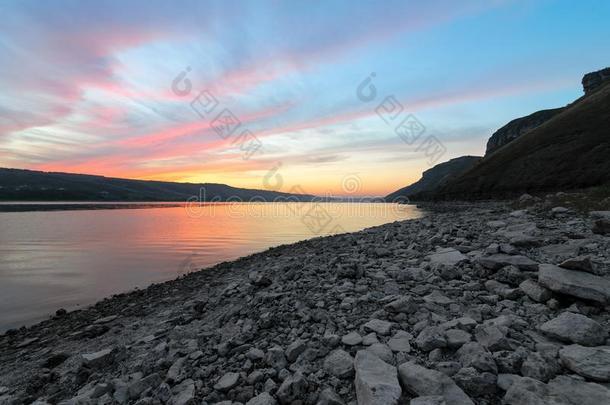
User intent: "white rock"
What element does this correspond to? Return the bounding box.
[540,312,606,346]
[246,392,278,405]
[559,345,610,382]
[398,362,474,405]
[323,349,354,378]
[354,350,401,405]
[81,348,114,368]
[214,372,240,391]
[342,331,363,346]
[171,379,195,405]
[503,375,610,405]
[519,279,552,302]
[387,330,412,353]
[428,248,468,268]
[363,319,393,336]
[477,254,538,271]
[539,264,610,304]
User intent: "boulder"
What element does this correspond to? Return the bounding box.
[559,256,597,274]
[484,280,522,300]
[540,312,606,346]
[593,218,610,235]
[317,388,344,405]
[342,331,363,346]
[416,326,447,351]
[519,279,552,302]
[474,325,511,352]
[246,392,278,405]
[411,396,447,405]
[520,352,560,383]
[266,346,288,370]
[445,329,471,349]
[354,350,401,405]
[477,255,538,271]
[456,342,497,374]
[171,379,195,405]
[538,264,610,303]
[385,296,418,314]
[214,372,240,392]
[428,248,468,268]
[398,362,474,405]
[363,319,393,336]
[503,375,610,405]
[387,330,412,353]
[452,367,497,397]
[81,348,115,368]
[285,339,307,362]
[366,343,394,364]
[559,345,610,382]
[276,372,308,404]
[547,375,610,405]
[423,290,454,305]
[323,350,354,378]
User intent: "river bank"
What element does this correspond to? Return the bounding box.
[1,197,610,405]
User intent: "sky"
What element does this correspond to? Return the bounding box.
[1,0,609,196]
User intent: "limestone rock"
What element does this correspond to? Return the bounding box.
[342,331,363,346]
[387,330,412,353]
[540,312,606,346]
[285,339,307,362]
[366,343,394,364]
[363,319,393,336]
[416,326,447,352]
[519,279,552,303]
[317,388,344,405]
[503,375,610,405]
[323,350,354,378]
[477,254,538,271]
[81,348,115,368]
[354,350,401,405]
[411,396,447,405]
[452,367,496,397]
[559,345,610,382]
[385,296,418,314]
[538,264,610,303]
[428,248,468,268]
[214,372,240,392]
[276,372,308,404]
[398,362,474,405]
[246,392,278,405]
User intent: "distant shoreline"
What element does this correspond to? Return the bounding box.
[0,200,393,212]
[0,202,185,212]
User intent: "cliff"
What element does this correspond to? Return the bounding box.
[582,66,610,94]
[431,78,610,199]
[485,108,564,155]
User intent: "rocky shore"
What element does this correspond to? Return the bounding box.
[1,196,610,405]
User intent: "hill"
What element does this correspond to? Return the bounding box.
[0,168,316,202]
[385,156,481,201]
[429,74,610,199]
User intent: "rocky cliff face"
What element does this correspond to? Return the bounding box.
[582,67,610,95]
[485,67,610,156]
[434,75,610,199]
[386,156,481,201]
[485,108,564,155]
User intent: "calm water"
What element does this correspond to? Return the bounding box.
[0,202,422,331]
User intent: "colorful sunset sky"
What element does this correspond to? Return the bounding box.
[1,0,609,196]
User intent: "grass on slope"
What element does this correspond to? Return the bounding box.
[431,82,610,199]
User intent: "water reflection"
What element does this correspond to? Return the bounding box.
[0,203,422,331]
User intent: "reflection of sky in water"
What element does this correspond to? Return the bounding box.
[0,203,422,331]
